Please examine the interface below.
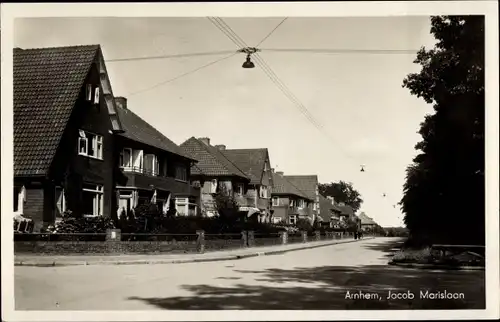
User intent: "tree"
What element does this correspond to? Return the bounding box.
[319,181,363,212]
[400,16,484,245]
[212,184,243,228]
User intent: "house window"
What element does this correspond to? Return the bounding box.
[55,187,66,219]
[94,87,100,104]
[144,154,159,176]
[236,184,244,196]
[272,197,279,206]
[86,84,92,101]
[210,179,218,194]
[175,164,187,181]
[289,215,297,225]
[273,216,282,224]
[175,197,188,216]
[78,130,103,160]
[298,199,305,208]
[120,148,133,170]
[290,199,295,208]
[82,184,104,217]
[260,186,268,198]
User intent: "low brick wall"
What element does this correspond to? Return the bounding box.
[14,240,200,255]
[14,229,351,255]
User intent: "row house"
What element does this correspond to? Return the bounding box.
[180,138,274,221]
[13,45,200,231]
[284,175,320,223]
[270,170,314,225]
[317,195,343,228]
[180,137,251,217]
[358,212,378,231]
[221,147,274,222]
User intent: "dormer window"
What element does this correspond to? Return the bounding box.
[94,87,100,105]
[86,84,92,101]
[236,184,244,196]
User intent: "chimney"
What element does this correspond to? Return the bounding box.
[276,171,284,176]
[214,144,226,151]
[115,97,127,110]
[198,137,210,146]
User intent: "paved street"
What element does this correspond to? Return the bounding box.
[15,238,484,310]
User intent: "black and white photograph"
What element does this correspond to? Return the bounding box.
[1,2,498,321]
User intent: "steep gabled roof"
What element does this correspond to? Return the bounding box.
[337,204,355,216]
[358,212,377,225]
[180,137,249,180]
[284,175,318,200]
[115,105,196,161]
[271,172,311,200]
[222,148,269,185]
[14,45,100,176]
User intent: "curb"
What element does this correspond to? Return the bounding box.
[388,261,485,271]
[15,237,374,267]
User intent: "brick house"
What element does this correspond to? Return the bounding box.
[270,170,313,225]
[284,175,320,224]
[317,195,343,228]
[358,212,378,231]
[113,98,200,217]
[13,45,199,231]
[180,137,251,217]
[221,147,274,223]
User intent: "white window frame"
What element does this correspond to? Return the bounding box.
[78,130,103,160]
[273,216,282,224]
[55,186,66,216]
[290,199,295,208]
[289,215,297,225]
[210,179,218,193]
[175,197,188,216]
[82,184,104,217]
[272,197,279,207]
[298,199,305,208]
[236,184,244,196]
[143,153,159,176]
[86,84,92,101]
[93,86,100,105]
[120,148,133,170]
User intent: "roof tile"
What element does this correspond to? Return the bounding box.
[14,45,100,176]
[115,104,196,161]
[180,138,249,179]
[222,149,268,185]
[271,172,311,200]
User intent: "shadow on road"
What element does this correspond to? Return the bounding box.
[360,237,405,258]
[128,239,484,310]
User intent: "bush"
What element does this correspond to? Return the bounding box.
[295,218,313,232]
[51,210,116,234]
[392,247,433,264]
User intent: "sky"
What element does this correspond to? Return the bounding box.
[14,17,437,227]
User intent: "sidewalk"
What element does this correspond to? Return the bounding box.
[15,237,374,267]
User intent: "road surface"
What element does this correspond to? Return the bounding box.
[15,238,485,310]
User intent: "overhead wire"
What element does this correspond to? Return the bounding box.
[210,17,356,161]
[106,50,237,63]
[260,48,419,55]
[126,52,237,97]
[210,17,396,209]
[255,17,288,47]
